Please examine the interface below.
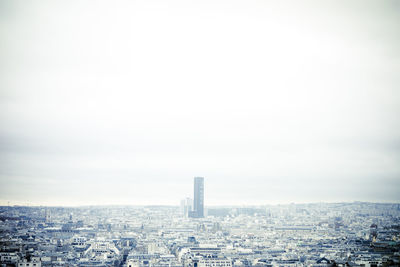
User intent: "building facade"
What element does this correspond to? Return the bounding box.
[190,177,204,218]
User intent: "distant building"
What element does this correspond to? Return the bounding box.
[45,209,51,223]
[181,198,193,218]
[0,253,19,265]
[17,258,42,267]
[189,177,204,218]
[198,256,231,267]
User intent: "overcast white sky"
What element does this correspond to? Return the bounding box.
[1,0,400,206]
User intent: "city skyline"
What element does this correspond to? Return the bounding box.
[2,202,399,266]
[1,0,400,206]
[1,2,399,266]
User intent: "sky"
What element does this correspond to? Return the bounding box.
[1,0,400,206]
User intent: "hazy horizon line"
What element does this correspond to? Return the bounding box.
[2,200,399,209]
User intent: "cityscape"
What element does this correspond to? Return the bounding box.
[1,0,400,267]
[1,178,399,266]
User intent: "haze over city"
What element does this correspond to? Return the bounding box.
[1,0,400,206]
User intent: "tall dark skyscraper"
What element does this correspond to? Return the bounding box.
[191,177,204,218]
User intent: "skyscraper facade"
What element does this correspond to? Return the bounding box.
[192,177,204,218]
